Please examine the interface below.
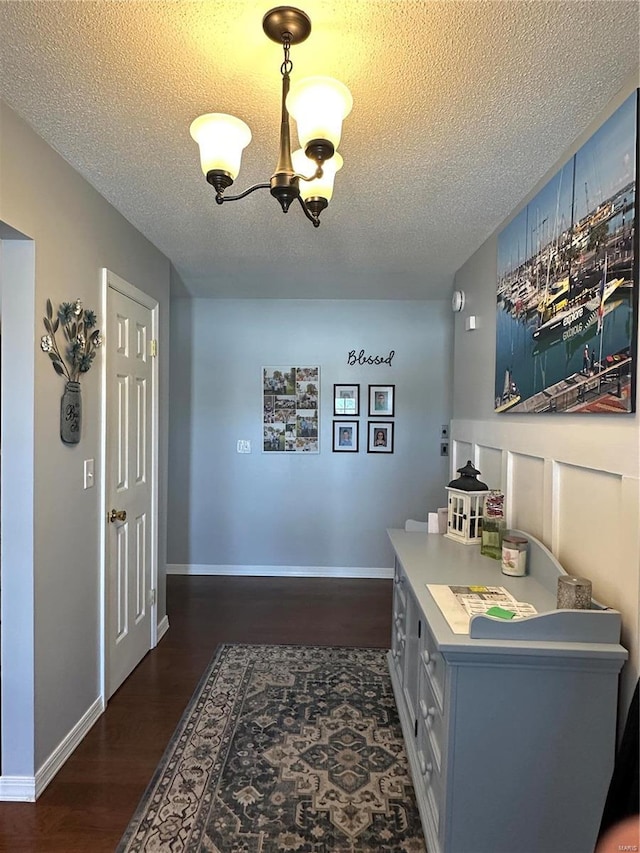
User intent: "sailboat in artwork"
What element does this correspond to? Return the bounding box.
[532,252,624,342]
[495,368,521,412]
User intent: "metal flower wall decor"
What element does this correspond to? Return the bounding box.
[41,299,102,380]
[41,299,102,444]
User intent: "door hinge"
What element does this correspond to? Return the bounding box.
[149,588,157,606]
[149,339,158,357]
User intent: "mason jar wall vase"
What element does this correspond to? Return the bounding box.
[60,380,82,444]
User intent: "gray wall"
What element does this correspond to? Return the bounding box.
[168,298,453,571]
[0,101,171,776]
[449,73,640,717]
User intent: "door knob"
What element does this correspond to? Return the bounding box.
[109,508,127,523]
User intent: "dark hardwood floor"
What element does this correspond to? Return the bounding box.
[0,575,392,852]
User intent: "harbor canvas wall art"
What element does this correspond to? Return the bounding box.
[263,366,319,452]
[495,90,638,414]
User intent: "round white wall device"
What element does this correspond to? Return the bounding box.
[451,290,465,312]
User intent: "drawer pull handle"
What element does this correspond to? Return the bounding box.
[418,752,433,778]
[420,700,436,721]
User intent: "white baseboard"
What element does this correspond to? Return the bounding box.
[157,615,170,642]
[167,564,394,579]
[0,696,104,802]
[0,775,37,802]
[35,696,104,799]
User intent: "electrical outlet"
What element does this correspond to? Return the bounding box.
[441,425,449,439]
[237,440,251,453]
[440,442,449,457]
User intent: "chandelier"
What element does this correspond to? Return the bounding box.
[189,6,352,227]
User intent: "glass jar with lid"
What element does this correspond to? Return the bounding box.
[501,535,528,576]
[481,491,505,559]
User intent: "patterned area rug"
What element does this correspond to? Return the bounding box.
[117,644,425,852]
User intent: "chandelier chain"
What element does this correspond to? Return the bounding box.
[280,33,293,77]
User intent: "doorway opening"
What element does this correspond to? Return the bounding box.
[0,224,37,798]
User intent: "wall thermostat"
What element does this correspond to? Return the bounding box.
[451,290,465,313]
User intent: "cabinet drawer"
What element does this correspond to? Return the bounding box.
[420,625,445,713]
[416,717,443,834]
[419,667,444,772]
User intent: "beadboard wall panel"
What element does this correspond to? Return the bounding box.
[509,453,545,541]
[476,445,502,492]
[451,421,639,713]
[556,464,621,581]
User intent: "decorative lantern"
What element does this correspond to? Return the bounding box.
[445,460,489,545]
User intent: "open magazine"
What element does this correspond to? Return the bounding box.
[427,584,537,634]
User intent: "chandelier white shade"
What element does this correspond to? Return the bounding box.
[292,149,343,202]
[188,7,351,228]
[189,113,252,180]
[287,76,353,154]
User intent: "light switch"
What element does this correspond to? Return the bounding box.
[237,440,251,453]
[83,458,95,489]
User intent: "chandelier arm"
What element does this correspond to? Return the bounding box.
[215,182,271,204]
[295,167,323,183]
[296,193,321,228]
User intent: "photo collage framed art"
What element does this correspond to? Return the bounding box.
[263,366,319,452]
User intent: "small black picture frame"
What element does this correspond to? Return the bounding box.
[367,421,394,453]
[333,383,360,416]
[333,420,359,452]
[368,384,395,417]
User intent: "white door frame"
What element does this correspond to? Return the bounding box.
[99,268,159,703]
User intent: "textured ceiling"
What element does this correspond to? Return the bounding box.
[0,1,638,299]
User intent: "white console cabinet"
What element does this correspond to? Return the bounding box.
[388,529,627,853]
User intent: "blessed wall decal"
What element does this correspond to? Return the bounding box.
[347,349,395,366]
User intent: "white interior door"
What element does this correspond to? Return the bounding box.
[106,278,156,698]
